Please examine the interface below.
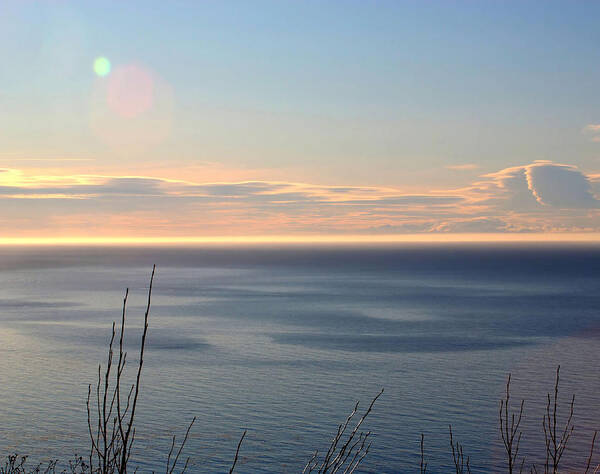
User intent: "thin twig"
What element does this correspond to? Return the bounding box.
[229,430,247,474]
[585,431,598,474]
[420,433,427,474]
[166,417,196,474]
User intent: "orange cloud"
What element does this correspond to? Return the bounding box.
[1,161,599,239]
[583,124,600,142]
[445,164,479,171]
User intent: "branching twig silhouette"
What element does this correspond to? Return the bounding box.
[86,266,157,473]
[499,373,525,474]
[84,266,196,474]
[449,425,471,474]
[542,365,574,474]
[0,454,81,473]
[302,388,383,474]
[166,417,196,474]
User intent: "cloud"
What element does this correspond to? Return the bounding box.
[0,174,461,207]
[445,164,479,171]
[1,161,599,237]
[481,161,599,209]
[583,124,600,142]
[475,165,540,210]
[7,158,95,162]
[526,162,599,208]
[430,217,510,233]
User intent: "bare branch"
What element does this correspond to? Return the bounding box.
[420,433,427,474]
[229,430,247,474]
[499,373,525,474]
[585,431,598,474]
[541,365,575,474]
[166,417,196,474]
[302,389,383,474]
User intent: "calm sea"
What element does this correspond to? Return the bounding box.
[0,244,599,472]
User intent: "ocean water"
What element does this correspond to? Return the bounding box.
[0,244,599,473]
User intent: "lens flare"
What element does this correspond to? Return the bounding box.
[89,62,173,152]
[107,64,153,118]
[93,57,111,77]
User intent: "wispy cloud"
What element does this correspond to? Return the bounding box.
[445,164,479,171]
[583,124,600,142]
[1,161,599,237]
[3,158,95,162]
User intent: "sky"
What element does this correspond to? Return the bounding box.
[1,0,600,241]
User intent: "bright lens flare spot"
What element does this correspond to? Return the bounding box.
[93,57,111,77]
[107,64,154,118]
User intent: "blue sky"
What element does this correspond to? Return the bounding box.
[1,1,599,239]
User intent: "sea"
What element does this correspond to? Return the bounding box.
[0,244,599,473]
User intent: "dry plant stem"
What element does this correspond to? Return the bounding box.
[119,265,155,474]
[302,388,383,474]
[329,389,381,474]
[585,431,598,474]
[87,320,118,472]
[449,425,471,474]
[0,454,87,473]
[420,433,427,474]
[542,365,574,474]
[303,452,319,474]
[86,266,161,474]
[166,417,196,474]
[229,430,247,474]
[115,289,129,471]
[499,373,525,474]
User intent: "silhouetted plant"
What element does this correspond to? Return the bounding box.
[585,431,598,474]
[420,433,427,474]
[302,388,383,474]
[541,365,574,474]
[449,425,471,474]
[499,373,525,474]
[165,416,196,474]
[85,265,199,473]
[1,455,28,474]
[0,454,85,474]
[228,430,247,474]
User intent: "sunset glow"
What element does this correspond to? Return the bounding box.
[1,1,599,242]
[3,3,600,472]
[1,233,600,246]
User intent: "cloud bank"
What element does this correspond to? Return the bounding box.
[1,161,599,237]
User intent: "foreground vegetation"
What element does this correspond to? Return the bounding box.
[1,267,598,473]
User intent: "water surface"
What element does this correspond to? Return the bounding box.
[0,244,599,472]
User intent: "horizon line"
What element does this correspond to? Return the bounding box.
[1,233,600,246]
